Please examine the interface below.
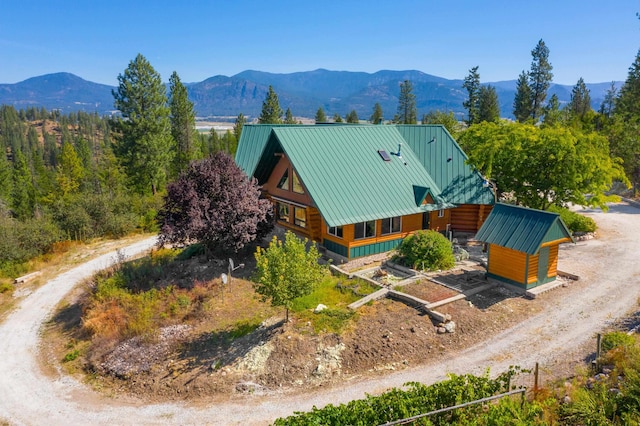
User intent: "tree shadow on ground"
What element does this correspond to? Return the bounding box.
[49,301,87,339]
[175,319,285,374]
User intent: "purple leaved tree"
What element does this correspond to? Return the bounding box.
[157,152,274,254]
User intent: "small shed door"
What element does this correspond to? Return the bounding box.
[537,247,550,282]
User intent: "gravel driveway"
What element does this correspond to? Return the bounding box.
[0,203,639,425]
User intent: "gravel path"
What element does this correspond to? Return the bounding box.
[1,203,639,425]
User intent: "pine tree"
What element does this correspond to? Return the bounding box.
[615,50,640,123]
[396,80,417,124]
[56,142,85,197]
[370,103,384,124]
[315,107,327,123]
[569,77,592,118]
[234,113,246,141]
[169,71,198,176]
[529,39,554,121]
[346,110,359,123]
[258,86,283,124]
[599,82,617,117]
[477,85,500,123]
[112,54,174,195]
[333,113,343,123]
[284,108,297,124]
[462,66,481,125]
[513,71,533,122]
[10,150,35,220]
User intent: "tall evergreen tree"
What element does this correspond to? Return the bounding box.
[258,85,283,124]
[513,71,533,122]
[569,77,592,118]
[529,39,554,121]
[346,110,359,123]
[315,107,327,123]
[333,113,343,123]
[169,71,198,175]
[370,103,384,124]
[112,53,174,195]
[396,80,417,124]
[542,94,563,126]
[10,150,35,220]
[56,141,85,197]
[234,113,246,142]
[284,108,297,124]
[0,146,10,204]
[615,49,640,122]
[599,82,618,118]
[462,66,481,125]
[477,85,500,123]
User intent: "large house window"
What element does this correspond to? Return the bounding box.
[438,209,445,218]
[354,220,376,239]
[292,170,305,194]
[328,225,343,238]
[381,216,401,235]
[276,202,290,223]
[277,169,289,190]
[294,206,307,228]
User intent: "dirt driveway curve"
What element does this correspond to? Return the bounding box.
[1,203,639,425]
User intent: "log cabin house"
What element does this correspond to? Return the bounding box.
[474,203,574,289]
[235,124,495,260]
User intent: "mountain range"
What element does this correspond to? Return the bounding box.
[0,70,621,121]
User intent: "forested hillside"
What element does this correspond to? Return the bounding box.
[0,103,237,276]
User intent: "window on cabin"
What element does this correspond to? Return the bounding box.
[381,216,401,235]
[277,169,289,190]
[354,220,376,239]
[328,225,343,238]
[276,202,290,222]
[438,209,445,218]
[292,170,305,194]
[294,206,307,228]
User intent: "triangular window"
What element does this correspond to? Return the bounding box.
[292,170,305,194]
[277,169,289,190]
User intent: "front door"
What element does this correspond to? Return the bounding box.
[537,247,550,283]
[422,212,430,230]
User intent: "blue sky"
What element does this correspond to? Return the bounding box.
[1,1,638,86]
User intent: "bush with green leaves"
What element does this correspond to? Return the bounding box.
[396,230,455,271]
[602,331,636,353]
[548,205,597,234]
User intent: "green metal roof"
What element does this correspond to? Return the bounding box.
[395,125,495,205]
[253,125,451,227]
[474,203,574,255]
[235,124,290,177]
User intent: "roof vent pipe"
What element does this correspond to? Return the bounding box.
[396,143,402,158]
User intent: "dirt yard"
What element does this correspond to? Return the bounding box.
[42,237,548,404]
[2,202,640,425]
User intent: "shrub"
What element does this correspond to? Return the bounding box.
[548,205,597,234]
[602,331,636,353]
[396,230,455,271]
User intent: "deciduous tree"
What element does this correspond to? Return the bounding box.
[421,110,460,136]
[459,121,626,210]
[253,231,325,321]
[157,152,273,254]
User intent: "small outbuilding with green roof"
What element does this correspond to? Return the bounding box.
[235,124,495,260]
[474,203,574,289]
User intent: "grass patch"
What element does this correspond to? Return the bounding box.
[228,318,262,339]
[290,275,373,333]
